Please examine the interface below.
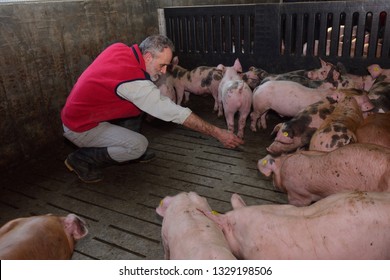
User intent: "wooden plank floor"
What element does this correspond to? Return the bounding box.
[0,95,288,260]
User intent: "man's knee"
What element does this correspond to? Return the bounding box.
[129,134,149,158]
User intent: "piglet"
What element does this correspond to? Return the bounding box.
[258,143,390,206]
[167,56,224,111]
[0,213,88,259]
[267,98,336,155]
[309,92,374,152]
[218,58,252,138]
[250,80,336,130]
[156,192,236,260]
[203,191,390,259]
[306,58,336,80]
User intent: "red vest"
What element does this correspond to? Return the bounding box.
[61,43,146,132]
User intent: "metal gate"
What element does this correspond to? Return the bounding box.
[163,0,390,74]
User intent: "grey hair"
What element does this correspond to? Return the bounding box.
[139,35,175,56]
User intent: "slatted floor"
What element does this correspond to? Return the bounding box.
[0,95,288,260]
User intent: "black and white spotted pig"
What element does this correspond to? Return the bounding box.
[267,98,337,155]
[167,56,224,111]
[309,92,374,152]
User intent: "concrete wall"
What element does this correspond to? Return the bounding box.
[0,0,278,169]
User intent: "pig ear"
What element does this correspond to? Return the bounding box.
[231,193,247,209]
[367,64,381,79]
[234,58,243,72]
[156,200,166,217]
[336,62,347,75]
[271,123,282,136]
[156,196,173,217]
[64,214,88,240]
[217,64,226,72]
[319,57,326,67]
[172,56,179,66]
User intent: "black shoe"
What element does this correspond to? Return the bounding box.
[65,154,103,183]
[64,147,116,183]
[137,150,156,163]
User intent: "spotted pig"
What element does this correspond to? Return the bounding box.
[266,98,337,155]
[167,56,224,111]
[267,89,373,155]
[218,59,252,138]
[309,93,374,152]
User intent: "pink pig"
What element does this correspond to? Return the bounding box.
[203,191,390,259]
[218,59,252,138]
[156,192,236,260]
[250,80,337,130]
[258,143,390,206]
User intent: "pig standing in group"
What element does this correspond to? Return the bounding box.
[258,143,390,206]
[250,80,337,130]
[356,112,390,148]
[167,56,224,111]
[0,213,88,259]
[202,191,390,259]
[218,59,252,138]
[309,93,374,152]
[156,192,236,260]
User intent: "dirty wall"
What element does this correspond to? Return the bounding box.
[0,0,276,170]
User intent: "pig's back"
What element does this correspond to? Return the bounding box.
[228,191,390,259]
[0,216,72,260]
